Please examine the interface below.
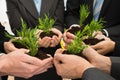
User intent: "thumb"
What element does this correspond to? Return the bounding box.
[54,54,65,64]
[91,44,100,50]
[54,54,64,61]
[19,49,30,54]
[54,54,65,69]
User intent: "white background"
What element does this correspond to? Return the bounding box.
[0,0,14,35]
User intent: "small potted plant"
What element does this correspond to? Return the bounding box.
[66,5,90,34]
[62,31,87,56]
[66,5,105,45]
[82,19,104,45]
[36,15,57,39]
[6,19,49,60]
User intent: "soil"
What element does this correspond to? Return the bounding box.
[83,38,105,45]
[66,26,105,45]
[13,42,27,49]
[67,26,84,35]
[35,49,50,60]
[12,42,49,60]
[39,31,58,38]
[62,50,82,57]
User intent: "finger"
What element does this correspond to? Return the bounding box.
[35,69,48,75]
[52,36,59,46]
[4,42,18,52]
[54,54,65,63]
[21,55,43,65]
[38,37,51,47]
[54,55,63,70]
[42,57,53,66]
[50,39,56,47]
[19,49,30,54]
[91,44,101,50]
[54,48,65,55]
[66,32,75,39]
[63,32,67,40]
[96,49,106,55]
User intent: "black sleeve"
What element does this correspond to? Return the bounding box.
[53,0,64,32]
[0,23,10,52]
[110,57,120,80]
[82,68,116,80]
[6,0,22,34]
[65,0,80,28]
[112,41,120,56]
[105,25,120,41]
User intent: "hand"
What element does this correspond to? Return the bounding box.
[4,41,18,53]
[0,49,53,78]
[63,31,75,44]
[82,46,111,74]
[54,48,94,79]
[91,35,115,55]
[50,28,62,47]
[38,37,52,48]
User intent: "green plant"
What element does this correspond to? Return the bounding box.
[37,15,55,34]
[78,5,104,39]
[79,5,90,26]
[67,31,87,54]
[6,19,38,56]
[81,19,104,39]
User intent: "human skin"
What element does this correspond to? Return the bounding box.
[0,49,53,78]
[54,48,94,79]
[91,34,115,55]
[38,28,62,48]
[63,31,115,55]
[54,47,111,79]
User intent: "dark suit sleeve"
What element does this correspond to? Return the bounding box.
[112,41,120,56]
[53,0,64,32]
[65,0,80,28]
[82,68,116,80]
[6,0,22,34]
[0,24,10,52]
[110,57,120,80]
[105,25,120,41]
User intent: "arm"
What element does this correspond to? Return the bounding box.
[82,68,116,80]
[110,57,120,80]
[82,46,120,80]
[53,0,64,32]
[0,49,53,78]
[102,25,120,41]
[113,41,120,56]
[54,48,116,80]
[65,0,80,28]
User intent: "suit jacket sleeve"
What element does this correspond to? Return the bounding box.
[105,25,120,41]
[112,41,120,56]
[52,0,64,32]
[110,57,120,80]
[65,0,80,29]
[0,23,10,52]
[6,0,23,34]
[82,68,116,80]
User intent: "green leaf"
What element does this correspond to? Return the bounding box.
[37,14,55,34]
[79,5,90,26]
